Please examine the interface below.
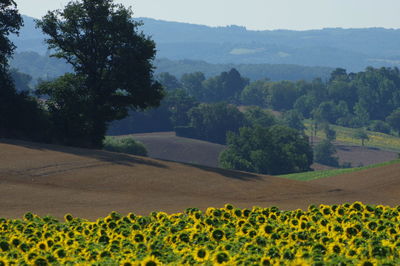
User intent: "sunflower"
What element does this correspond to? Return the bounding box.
[290,257,312,265]
[212,251,230,264]
[193,248,209,262]
[0,258,9,266]
[120,257,137,266]
[141,255,161,266]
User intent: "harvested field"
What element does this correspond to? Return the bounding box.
[0,139,399,220]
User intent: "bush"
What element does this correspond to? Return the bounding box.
[103,136,147,156]
[368,120,391,134]
[314,140,339,167]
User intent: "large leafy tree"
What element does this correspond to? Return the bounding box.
[219,125,313,175]
[202,68,248,103]
[314,139,339,167]
[188,102,245,144]
[386,109,400,136]
[0,0,22,68]
[36,0,163,148]
[0,1,46,139]
[0,0,22,130]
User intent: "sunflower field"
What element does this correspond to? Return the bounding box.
[1,202,400,265]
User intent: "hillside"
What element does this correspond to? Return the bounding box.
[10,52,334,84]
[11,15,400,72]
[126,132,397,170]
[1,139,400,220]
[127,132,225,167]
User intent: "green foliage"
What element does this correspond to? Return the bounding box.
[219,125,313,175]
[0,1,49,141]
[353,103,370,127]
[10,68,31,92]
[36,0,163,148]
[109,88,197,135]
[0,0,23,64]
[368,120,391,135]
[202,68,249,103]
[314,140,339,167]
[156,72,182,91]
[36,74,93,147]
[188,102,245,144]
[282,110,305,131]
[180,72,205,100]
[240,80,269,106]
[305,120,400,152]
[103,136,147,156]
[294,95,317,118]
[313,101,341,124]
[386,109,400,136]
[352,129,369,146]
[268,81,298,111]
[322,123,337,141]
[164,89,198,127]
[243,106,277,128]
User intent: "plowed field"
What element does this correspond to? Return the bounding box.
[1,139,399,220]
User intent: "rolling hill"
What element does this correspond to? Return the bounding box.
[126,132,398,170]
[1,139,399,220]
[11,15,400,72]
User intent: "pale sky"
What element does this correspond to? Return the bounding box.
[16,0,400,30]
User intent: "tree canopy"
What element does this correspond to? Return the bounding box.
[1,1,46,140]
[36,0,163,148]
[219,125,313,175]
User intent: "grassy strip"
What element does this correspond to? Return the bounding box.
[304,120,400,152]
[278,159,400,181]
[103,136,148,156]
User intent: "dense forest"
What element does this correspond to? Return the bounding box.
[110,67,400,137]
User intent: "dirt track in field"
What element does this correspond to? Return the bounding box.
[0,139,399,220]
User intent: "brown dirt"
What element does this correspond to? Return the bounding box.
[127,132,226,167]
[311,137,398,170]
[310,162,400,206]
[1,139,399,220]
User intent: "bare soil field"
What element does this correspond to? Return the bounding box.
[1,139,399,220]
[127,132,225,167]
[129,132,398,170]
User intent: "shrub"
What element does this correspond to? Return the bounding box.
[314,140,339,167]
[368,120,391,134]
[103,136,147,156]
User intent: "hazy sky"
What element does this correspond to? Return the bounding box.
[16,0,400,30]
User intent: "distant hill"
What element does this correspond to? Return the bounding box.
[155,58,333,81]
[10,15,400,72]
[10,51,333,83]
